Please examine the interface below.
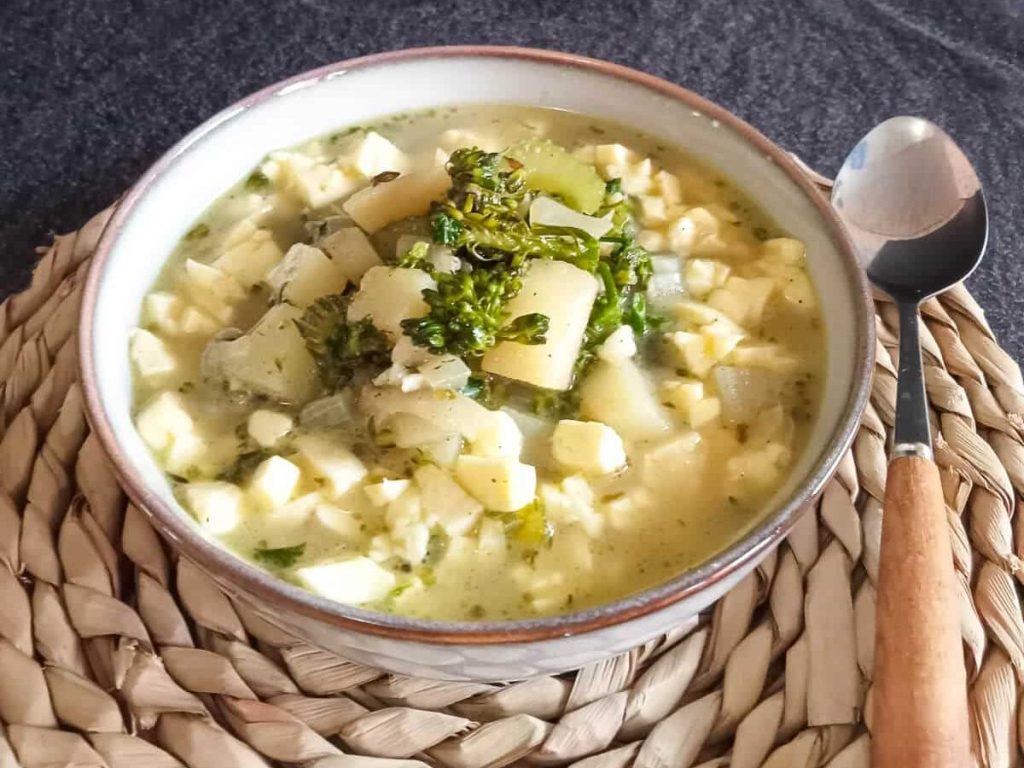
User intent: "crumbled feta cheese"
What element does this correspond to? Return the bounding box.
[142,292,185,335]
[314,503,363,539]
[415,464,483,536]
[684,259,731,298]
[296,558,396,604]
[214,228,284,288]
[294,435,367,498]
[454,455,536,512]
[364,478,412,507]
[249,456,301,509]
[707,277,776,327]
[182,481,244,534]
[130,329,178,384]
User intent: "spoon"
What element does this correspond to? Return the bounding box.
[832,117,986,768]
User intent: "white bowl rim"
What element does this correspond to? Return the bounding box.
[79,45,875,644]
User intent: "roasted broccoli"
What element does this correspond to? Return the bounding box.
[294,294,391,388]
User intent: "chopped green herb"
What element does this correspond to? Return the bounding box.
[184,223,209,241]
[217,449,272,484]
[244,170,270,191]
[253,542,305,568]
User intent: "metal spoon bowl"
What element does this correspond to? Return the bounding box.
[832,117,986,768]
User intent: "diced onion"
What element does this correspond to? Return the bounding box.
[714,366,785,422]
[299,392,355,429]
[646,272,685,310]
[419,356,471,391]
[650,253,683,273]
[529,196,614,239]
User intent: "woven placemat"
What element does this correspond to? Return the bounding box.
[1,203,1023,768]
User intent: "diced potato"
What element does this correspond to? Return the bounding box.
[202,303,319,404]
[673,300,745,335]
[597,325,637,365]
[684,259,731,298]
[552,420,626,475]
[595,143,633,168]
[729,345,802,374]
[415,464,483,536]
[364,478,412,507]
[707,277,776,328]
[756,260,818,309]
[610,159,654,195]
[314,503,363,539]
[136,391,203,471]
[213,228,284,288]
[637,195,668,225]
[454,456,536,512]
[579,360,672,441]
[727,442,791,489]
[386,412,451,448]
[177,305,219,336]
[249,456,301,509]
[318,227,383,282]
[666,207,720,256]
[182,481,244,534]
[419,356,471,391]
[247,410,293,448]
[274,151,362,209]
[293,434,367,497]
[482,259,599,391]
[296,557,396,604]
[422,433,463,467]
[347,266,435,339]
[761,237,806,264]
[342,167,451,233]
[469,410,523,459]
[689,397,721,428]
[143,292,185,335]
[272,491,322,524]
[349,131,409,178]
[130,329,178,384]
[180,259,244,322]
[660,379,704,413]
[654,170,682,205]
[359,387,491,440]
[266,243,348,308]
[666,327,743,378]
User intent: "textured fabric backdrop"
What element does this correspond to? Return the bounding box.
[1,0,1021,356]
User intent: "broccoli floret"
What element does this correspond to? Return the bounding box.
[294,294,391,388]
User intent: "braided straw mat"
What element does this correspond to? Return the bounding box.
[1,201,1023,768]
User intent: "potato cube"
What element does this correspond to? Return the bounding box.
[247,410,293,448]
[214,228,284,288]
[595,143,632,168]
[684,259,731,298]
[666,327,743,378]
[294,435,367,497]
[142,291,185,335]
[364,478,412,507]
[136,390,194,454]
[318,227,383,282]
[482,259,599,391]
[349,131,409,178]
[579,360,672,441]
[296,557,396,604]
[618,159,654,195]
[643,432,703,492]
[314,503,363,539]
[454,456,537,512]
[469,410,524,459]
[666,216,697,255]
[761,237,806,264]
[597,325,637,365]
[266,243,348,307]
[419,356,471,391]
[342,167,451,233]
[729,345,802,374]
[552,420,626,475]
[181,481,244,534]
[415,465,483,536]
[249,456,301,509]
[130,329,178,384]
[654,170,682,205]
[637,195,668,225]
[177,305,220,336]
[688,397,721,428]
[660,379,704,412]
[181,259,245,321]
[274,151,362,209]
[347,266,435,339]
[707,277,776,328]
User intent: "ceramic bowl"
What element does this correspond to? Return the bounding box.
[80,46,874,681]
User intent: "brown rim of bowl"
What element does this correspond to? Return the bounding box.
[79,45,875,645]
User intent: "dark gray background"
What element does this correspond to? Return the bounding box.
[2,0,1022,358]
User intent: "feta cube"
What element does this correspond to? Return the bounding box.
[294,435,367,497]
[318,227,384,282]
[142,291,185,335]
[666,216,697,255]
[265,243,348,308]
[274,151,362,209]
[349,131,409,178]
[666,327,744,378]
[130,329,177,384]
[654,170,682,205]
[182,481,244,534]
[415,464,483,536]
[761,237,806,264]
[637,195,668,225]
[136,391,195,454]
[386,490,430,563]
[673,300,744,336]
[619,159,654,195]
[552,420,627,475]
[469,411,524,459]
[177,306,219,336]
[364,478,412,507]
[688,397,722,428]
[595,143,633,168]
[181,259,244,321]
[249,456,301,509]
[684,259,731,298]
[247,410,293,448]
[597,325,637,365]
[296,557,396,604]
[213,228,284,288]
[660,379,704,412]
[454,456,537,512]
[314,503,363,539]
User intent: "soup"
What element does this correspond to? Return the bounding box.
[130,106,824,620]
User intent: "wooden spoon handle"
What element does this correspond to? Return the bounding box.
[872,455,970,767]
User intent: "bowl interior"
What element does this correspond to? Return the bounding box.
[84,48,870,635]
